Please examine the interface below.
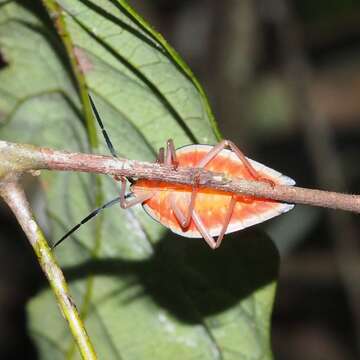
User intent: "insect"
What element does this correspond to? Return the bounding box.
[53,95,295,249]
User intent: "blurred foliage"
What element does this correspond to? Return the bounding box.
[295,0,360,23]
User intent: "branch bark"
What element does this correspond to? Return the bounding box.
[1,139,360,214]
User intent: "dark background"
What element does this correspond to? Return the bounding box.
[1,0,360,359]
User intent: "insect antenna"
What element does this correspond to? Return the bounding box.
[88,94,118,158]
[52,196,124,249]
[53,96,130,249]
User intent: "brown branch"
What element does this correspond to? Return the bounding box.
[1,140,360,214]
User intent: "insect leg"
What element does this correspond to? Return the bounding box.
[165,139,179,168]
[156,147,165,164]
[197,140,265,180]
[170,195,187,226]
[88,94,118,158]
[52,196,121,249]
[170,189,197,229]
[177,194,236,249]
[196,141,265,247]
[169,167,200,229]
[214,195,236,248]
[167,140,200,229]
[119,177,153,209]
[191,210,217,249]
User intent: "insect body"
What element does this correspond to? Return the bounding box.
[53,96,295,249]
[132,142,295,249]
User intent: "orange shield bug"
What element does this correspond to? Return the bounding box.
[53,96,295,249]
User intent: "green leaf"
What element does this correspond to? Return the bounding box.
[0,1,278,359]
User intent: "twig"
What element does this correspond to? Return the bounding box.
[0,177,97,360]
[1,139,360,213]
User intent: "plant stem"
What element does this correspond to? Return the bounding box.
[1,139,360,214]
[0,178,97,360]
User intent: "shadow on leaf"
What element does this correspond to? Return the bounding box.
[51,229,279,324]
